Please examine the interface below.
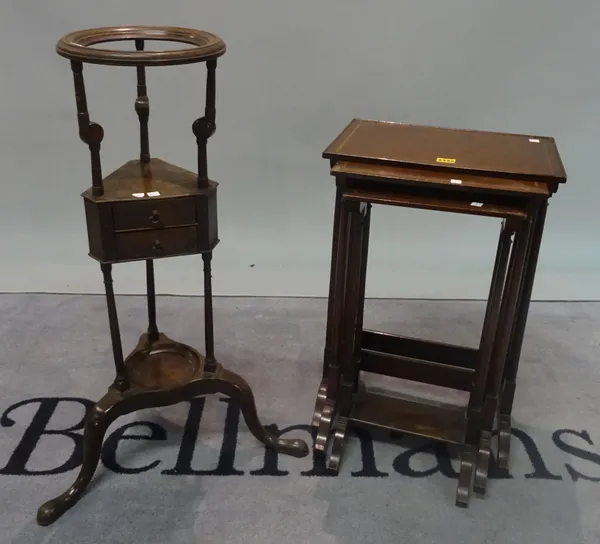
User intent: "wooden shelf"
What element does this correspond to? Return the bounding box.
[82,158,216,203]
[332,161,550,197]
[343,187,528,219]
[350,391,466,444]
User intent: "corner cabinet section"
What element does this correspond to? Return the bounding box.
[82,168,218,264]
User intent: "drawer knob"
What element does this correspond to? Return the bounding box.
[152,240,163,253]
[149,210,161,224]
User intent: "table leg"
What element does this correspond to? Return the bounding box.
[315,196,351,450]
[313,187,349,430]
[354,202,371,394]
[146,260,159,342]
[457,220,513,507]
[101,263,129,391]
[326,200,366,471]
[203,252,217,373]
[36,390,124,525]
[323,186,343,377]
[474,216,532,497]
[456,445,477,508]
[474,221,514,406]
[497,200,548,469]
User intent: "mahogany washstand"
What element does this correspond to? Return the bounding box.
[37,26,308,526]
[312,118,566,506]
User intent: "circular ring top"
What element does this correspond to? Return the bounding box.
[56,26,226,66]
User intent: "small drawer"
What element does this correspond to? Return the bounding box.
[115,226,198,262]
[112,197,196,231]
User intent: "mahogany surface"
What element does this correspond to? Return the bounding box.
[36,26,308,528]
[323,118,566,184]
[56,26,226,66]
[82,159,219,264]
[313,118,567,507]
[331,161,551,196]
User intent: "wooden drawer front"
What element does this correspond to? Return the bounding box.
[112,198,196,232]
[115,227,198,262]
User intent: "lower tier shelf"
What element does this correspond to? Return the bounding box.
[349,390,467,445]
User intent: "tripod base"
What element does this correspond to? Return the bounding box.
[36,332,309,526]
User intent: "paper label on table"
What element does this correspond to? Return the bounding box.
[147,191,161,197]
[529,138,540,143]
[470,201,484,207]
[450,178,462,185]
[436,157,456,164]
[132,192,145,198]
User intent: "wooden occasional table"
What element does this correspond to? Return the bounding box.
[312,119,566,506]
[36,26,308,526]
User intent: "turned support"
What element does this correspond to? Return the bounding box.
[70,61,105,197]
[145,260,159,342]
[203,252,217,371]
[100,263,129,391]
[134,39,151,167]
[193,59,217,188]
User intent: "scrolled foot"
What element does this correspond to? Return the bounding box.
[497,415,512,470]
[456,445,476,508]
[272,436,309,458]
[326,417,348,472]
[311,378,329,428]
[474,433,492,497]
[213,367,309,458]
[315,400,335,454]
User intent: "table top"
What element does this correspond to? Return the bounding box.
[331,161,550,197]
[323,119,566,184]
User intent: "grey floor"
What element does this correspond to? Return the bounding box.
[0,294,599,543]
